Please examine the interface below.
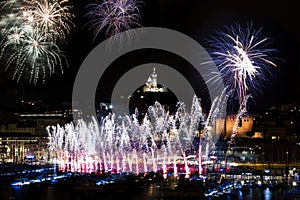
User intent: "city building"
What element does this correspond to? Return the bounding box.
[0,132,48,164]
[224,115,254,138]
[0,123,36,135]
[19,113,68,135]
[252,103,300,141]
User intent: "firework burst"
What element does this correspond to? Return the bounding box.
[3,26,64,85]
[0,0,74,84]
[207,23,277,106]
[20,0,75,42]
[84,0,142,41]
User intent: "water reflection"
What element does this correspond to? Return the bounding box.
[264,188,272,200]
[2,184,288,200]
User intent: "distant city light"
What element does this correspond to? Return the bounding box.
[20,113,63,117]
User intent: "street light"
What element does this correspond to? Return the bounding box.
[293,181,297,187]
[249,147,253,168]
[286,151,289,192]
[262,152,265,170]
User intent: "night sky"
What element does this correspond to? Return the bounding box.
[0,0,299,113]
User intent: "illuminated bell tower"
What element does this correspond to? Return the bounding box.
[150,67,157,88]
[144,67,167,92]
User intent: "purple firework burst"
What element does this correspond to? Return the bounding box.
[206,23,277,106]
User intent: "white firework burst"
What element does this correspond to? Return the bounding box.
[0,0,74,84]
[4,26,64,84]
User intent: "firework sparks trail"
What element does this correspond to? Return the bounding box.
[207,23,278,183]
[0,0,74,84]
[84,0,142,42]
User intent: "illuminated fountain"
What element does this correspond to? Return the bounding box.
[47,92,227,178]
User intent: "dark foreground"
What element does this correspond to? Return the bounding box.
[2,179,300,200]
[1,165,300,200]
